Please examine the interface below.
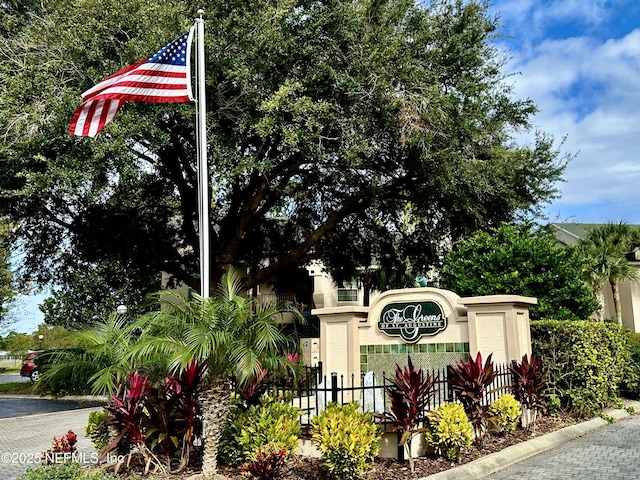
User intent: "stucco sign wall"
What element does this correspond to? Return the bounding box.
[312,288,536,383]
[378,300,447,343]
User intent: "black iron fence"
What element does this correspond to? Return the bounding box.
[238,361,514,428]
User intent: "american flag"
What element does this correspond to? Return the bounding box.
[68,30,194,137]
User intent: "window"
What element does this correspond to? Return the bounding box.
[337,285,358,302]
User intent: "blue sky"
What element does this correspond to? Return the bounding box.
[7,292,48,335]
[488,0,640,223]
[6,0,640,335]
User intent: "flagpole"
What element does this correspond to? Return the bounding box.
[196,10,210,298]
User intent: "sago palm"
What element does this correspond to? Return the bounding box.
[130,270,302,476]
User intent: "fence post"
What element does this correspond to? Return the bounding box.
[445,367,454,403]
[331,372,338,404]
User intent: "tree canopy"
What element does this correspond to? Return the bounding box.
[440,223,599,320]
[0,0,567,326]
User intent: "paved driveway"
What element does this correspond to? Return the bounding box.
[487,415,640,480]
[0,407,101,479]
[0,397,104,419]
[0,375,29,385]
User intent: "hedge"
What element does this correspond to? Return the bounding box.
[531,320,630,417]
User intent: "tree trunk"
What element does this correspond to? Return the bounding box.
[610,280,623,326]
[200,380,230,478]
[595,289,605,322]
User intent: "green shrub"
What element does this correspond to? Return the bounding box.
[621,330,640,398]
[220,396,300,467]
[219,403,247,466]
[239,396,301,461]
[16,462,120,480]
[84,409,110,451]
[311,402,381,480]
[426,402,473,461]
[440,223,600,321]
[489,394,522,434]
[545,394,562,414]
[531,320,630,417]
[17,463,83,480]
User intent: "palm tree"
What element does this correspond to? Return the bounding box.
[579,222,639,325]
[130,270,301,477]
[39,313,158,396]
[43,271,300,475]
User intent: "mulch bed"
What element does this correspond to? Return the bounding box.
[208,413,580,480]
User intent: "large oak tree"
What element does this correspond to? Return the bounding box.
[0,0,567,326]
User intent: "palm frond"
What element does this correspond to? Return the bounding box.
[76,270,301,391]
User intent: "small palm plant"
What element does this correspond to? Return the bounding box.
[38,314,148,397]
[383,355,437,472]
[129,270,302,477]
[509,354,547,431]
[447,352,497,440]
[36,271,300,476]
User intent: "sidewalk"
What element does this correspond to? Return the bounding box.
[486,414,640,479]
[0,406,101,480]
[424,400,640,479]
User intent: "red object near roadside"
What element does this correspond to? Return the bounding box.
[20,351,43,381]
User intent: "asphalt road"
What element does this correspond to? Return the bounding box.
[0,375,29,385]
[0,374,104,419]
[0,398,104,419]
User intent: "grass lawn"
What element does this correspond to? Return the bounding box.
[0,382,36,394]
[0,358,23,373]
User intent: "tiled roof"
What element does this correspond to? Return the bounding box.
[551,223,606,241]
[551,222,640,247]
[552,223,640,241]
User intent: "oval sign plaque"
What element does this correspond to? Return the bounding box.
[378,301,447,343]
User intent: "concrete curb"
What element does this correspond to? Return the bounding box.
[421,402,640,480]
[0,405,103,422]
[0,394,108,402]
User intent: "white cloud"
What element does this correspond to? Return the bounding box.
[492,0,628,41]
[541,0,613,25]
[497,22,640,222]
